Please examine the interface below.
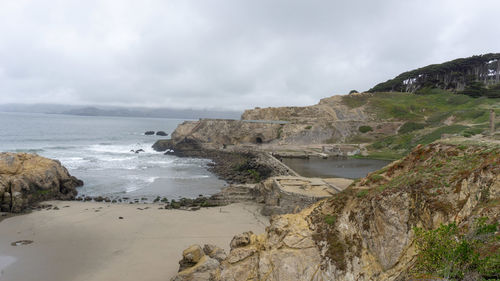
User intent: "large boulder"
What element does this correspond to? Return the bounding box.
[171,244,227,281]
[0,153,83,213]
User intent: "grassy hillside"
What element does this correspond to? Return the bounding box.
[342,91,500,159]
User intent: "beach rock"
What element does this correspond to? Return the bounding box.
[203,244,227,262]
[0,153,83,213]
[178,244,206,271]
[171,255,220,281]
[229,231,254,248]
[156,131,168,136]
[144,131,155,135]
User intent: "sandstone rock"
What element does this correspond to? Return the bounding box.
[179,244,205,271]
[203,244,227,262]
[159,94,401,148]
[226,247,257,264]
[229,231,254,249]
[172,255,220,281]
[0,153,83,213]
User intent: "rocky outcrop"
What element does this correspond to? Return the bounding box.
[0,153,83,213]
[170,141,500,280]
[159,95,402,148]
[170,119,283,147]
[241,96,370,122]
[172,244,227,281]
[153,138,295,184]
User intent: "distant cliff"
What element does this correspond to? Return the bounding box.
[369,53,500,98]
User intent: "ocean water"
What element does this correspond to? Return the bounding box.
[0,112,226,200]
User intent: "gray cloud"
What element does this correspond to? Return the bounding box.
[0,0,499,110]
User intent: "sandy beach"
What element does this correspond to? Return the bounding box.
[0,201,269,281]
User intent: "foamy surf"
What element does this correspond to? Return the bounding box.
[1,113,226,201]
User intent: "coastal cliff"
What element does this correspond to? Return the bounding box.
[154,94,402,149]
[170,140,500,280]
[0,153,83,213]
[155,90,499,160]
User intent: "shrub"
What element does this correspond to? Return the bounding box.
[356,190,368,197]
[358,125,373,133]
[305,125,312,130]
[247,169,261,182]
[398,122,426,134]
[412,219,499,280]
[324,214,336,225]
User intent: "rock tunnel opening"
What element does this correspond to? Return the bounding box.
[255,137,263,144]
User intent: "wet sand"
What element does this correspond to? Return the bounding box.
[0,201,268,281]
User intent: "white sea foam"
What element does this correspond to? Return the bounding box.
[165,175,210,180]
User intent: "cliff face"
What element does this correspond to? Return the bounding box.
[160,95,400,148]
[170,140,499,280]
[0,153,83,212]
[171,119,282,146]
[241,96,370,122]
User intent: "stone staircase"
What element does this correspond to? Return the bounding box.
[207,184,257,206]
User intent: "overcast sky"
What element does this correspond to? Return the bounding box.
[0,0,499,110]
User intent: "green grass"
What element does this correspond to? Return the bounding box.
[340,91,500,160]
[356,190,368,197]
[398,122,426,134]
[418,125,469,145]
[324,214,336,225]
[341,91,497,124]
[368,125,474,158]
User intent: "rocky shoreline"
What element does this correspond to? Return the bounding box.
[153,138,296,184]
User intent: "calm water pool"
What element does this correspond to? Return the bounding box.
[282,157,392,179]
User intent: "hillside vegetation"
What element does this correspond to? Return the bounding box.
[342,91,500,159]
[369,53,500,98]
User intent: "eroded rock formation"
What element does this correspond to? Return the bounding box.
[0,153,83,213]
[170,141,499,280]
[153,95,402,149]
